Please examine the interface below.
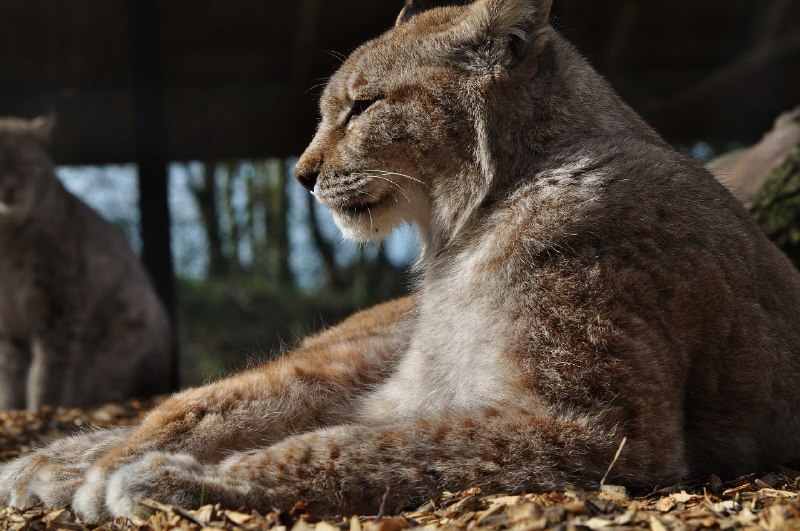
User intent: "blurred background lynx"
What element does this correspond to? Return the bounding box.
[0,117,172,409]
[0,0,797,390]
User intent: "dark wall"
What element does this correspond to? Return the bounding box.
[554,0,800,144]
[0,0,798,164]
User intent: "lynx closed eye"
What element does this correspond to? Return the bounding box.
[347,98,380,122]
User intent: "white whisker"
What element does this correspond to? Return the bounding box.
[322,50,347,63]
[355,173,411,203]
[305,81,330,94]
[364,169,428,189]
[357,190,380,203]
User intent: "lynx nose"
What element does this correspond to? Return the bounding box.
[294,166,319,192]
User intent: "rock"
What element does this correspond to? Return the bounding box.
[709,106,800,204]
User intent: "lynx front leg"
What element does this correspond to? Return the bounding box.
[26,335,75,409]
[0,427,132,509]
[0,335,29,410]
[53,296,413,517]
[89,408,685,520]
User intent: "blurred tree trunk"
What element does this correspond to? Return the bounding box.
[241,165,257,277]
[221,162,242,276]
[188,163,227,278]
[369,247,393,296]
[352,251,369,306]
[265,159,293,286]
[363,247,401,305]
[247,165,266,274]
[306,193,344,290]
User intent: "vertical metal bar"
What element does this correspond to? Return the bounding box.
[127,0,179,391]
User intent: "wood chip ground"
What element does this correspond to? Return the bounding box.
[1,401,799,530]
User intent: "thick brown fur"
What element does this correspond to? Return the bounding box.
[2,0,800,522]
[0,116,172,409]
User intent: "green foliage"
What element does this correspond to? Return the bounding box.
[750,147,800,267]
[176,277,361,386]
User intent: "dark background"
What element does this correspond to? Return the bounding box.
[1,0,798,164]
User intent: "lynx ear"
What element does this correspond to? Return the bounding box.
[29,113,57,143]
[397,0,552,29]
[456,0,552,69]
[395,0,553,26]
[397,1,552,69]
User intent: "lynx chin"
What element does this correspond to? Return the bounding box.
[2,0,800,522]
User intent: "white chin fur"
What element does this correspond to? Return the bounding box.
[331,203,403,243]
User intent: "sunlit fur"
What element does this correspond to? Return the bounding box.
[2,0,800,522]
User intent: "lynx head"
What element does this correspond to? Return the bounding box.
[295,0,553,250]
[0,115,55,222]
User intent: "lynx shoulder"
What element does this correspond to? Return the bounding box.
[2,0,800,521]
[0,116,172,409]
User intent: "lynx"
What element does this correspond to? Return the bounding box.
[0,116,172,409]
[2,0,800,522]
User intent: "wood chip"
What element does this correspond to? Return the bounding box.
[2,399,800,530]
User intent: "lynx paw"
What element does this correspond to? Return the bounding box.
[74,453,208,520]
[0,451,46,508]
[0,427,131,510]
[74,452,255,520]
[105,453,208,518]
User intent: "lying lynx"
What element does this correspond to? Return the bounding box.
[0,116,172,409]
[3,0,800,521]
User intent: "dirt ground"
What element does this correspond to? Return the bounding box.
[1,400,799,531]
